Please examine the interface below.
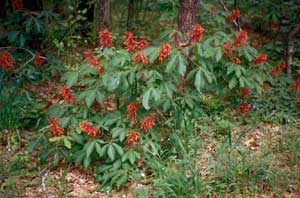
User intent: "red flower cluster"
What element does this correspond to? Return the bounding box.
[99,29,112,47]
[233,57,241,64]
[11,0,23,11]
[180,75,187,85]
[127,131,140,143]
[141,72,146,80]
[158,42,171,62]
[289,79,300,91]
[233,30,247,48]
[241,88,251,98]
[61,85,75,103]
[171,32,179,44]
[123,32,148,52]
[177,86,184,92]
[261,82,270,91]
[127,101,138,122]
[210,6,217,15]
[140,114,155,131]
[271,61,286,76]
[239,103,250,113]
[191,24,205,43]
[83,49,99,66]
[295,98,300,104]
[48,117,64,136]
[35,53,45,66]
[79,121,101,137]
[222,42,233,58]
[253,54,267,65]
[0,51,16,71]
[227,8,240,21]
[133,52,149,65]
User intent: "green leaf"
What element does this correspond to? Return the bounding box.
[229,78,237,89]
[66,72,79,88]
[85,141,96,158]
[166,54,177,73]
[85,91,96,107]
[142,88,152,110]
[95,142,102,156]
[112,127,123,139]
[195,70,204,91]
[215,47,222,62]
[63,137,72,149]
[107,144,116,161]
[96,91,104,104]
[178,53,187,75]
[113,143,124,156]
[128,150,136,165]
[116,174,128,188]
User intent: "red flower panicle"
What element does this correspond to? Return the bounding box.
[158,42,171,62]
[127,131,140,143]
[48,117,64,136]
[233,57,241,64]
[177,86,184,92]
[140,114,155,131]
[61,85,75,103]
[123,32,136,52]
[11,0,23,11]
[79,121,101,137]
[191,24,205,43]
[0,51,16,71]
[136,39,149,51]
[141,72,146,80]
[127,101,138,122]
[233,30,247,48]
[222,42,232,58]
[239,103,250,113]
[133,52,149,64]
[35,53,45,66]
[294,98,300,104]
[83,49,99,66]
[271,61,286,76]
[99,29,112,47]
[289,79,300,91]
[180,75,187,85]
[210,6,217,15]
[98,66,105,74]
[227,8,240,21]
[171,32,179,44]
[261,82,270,91]
[253,54,267,65]
[241,88,251,98]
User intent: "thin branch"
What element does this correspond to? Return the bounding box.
[287,24,300,77]
[218,0,241,31]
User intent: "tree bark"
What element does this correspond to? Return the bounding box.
[127,0,135,32]
[96,0,110,35]
[287,24,300,78]
[178,0,200,35]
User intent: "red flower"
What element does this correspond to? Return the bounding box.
[0,51,16,71]
[239,103,250,113]
[136,39,149,51]
[227,8,240,21]
[271,61,286,77]
[48,117,64,136]
[123,32,136,52]
[127,131,140,143]
[233,57,241,64]
[294,98,300,104]
[177,86,185,92]
[141,72,146,80]
[127,101,138,122]
[253,54,267,65]
[35,53,45,66]
[140,114,155,131]
[191,24,205,43]
[158,42,171,62]
[240,88,251,98]
[83,49,99,66]
[222,42,232,58]
[210,6,217,15]
[11,0,23,11]
[79,121,101,137]
[171,32,179,44]
[133,52,149,64]
[61,85,75,103]
[233,30,247,48]
[99,29,112,47]
[261,82,270,91]
[98,66,105,74]
[289,79,300,91]
[180,75,187,85]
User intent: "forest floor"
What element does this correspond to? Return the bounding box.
[1,122,300,197]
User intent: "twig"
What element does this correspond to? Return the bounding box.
[218,0,241,31]
[287,24,300,78]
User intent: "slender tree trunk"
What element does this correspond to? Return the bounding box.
[178,0,200,35]
[287,24,300,78]
[96,0,110,35]
[127,0,134,31]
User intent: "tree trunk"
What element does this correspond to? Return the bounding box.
[127,0,135,32]
[96,0,110,35]
[178,0,200,35]
[287,24,300,78]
